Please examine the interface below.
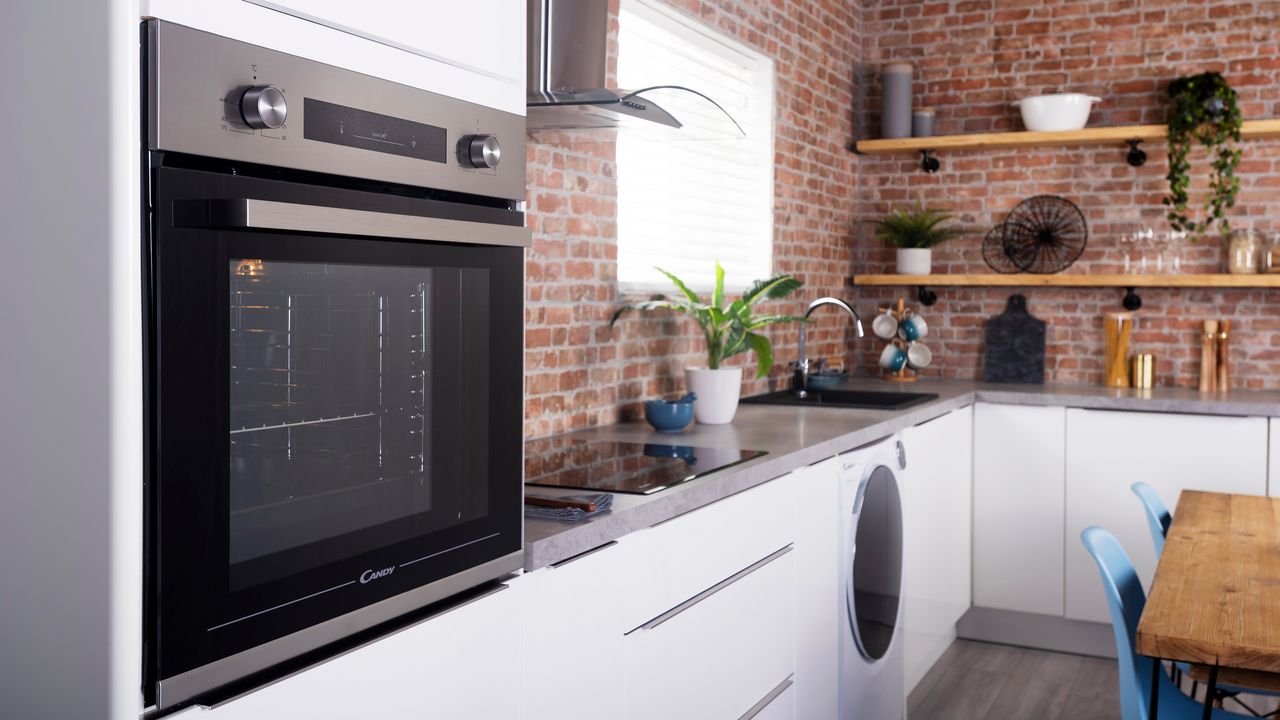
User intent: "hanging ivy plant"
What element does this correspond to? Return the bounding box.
[1164,71,1243,240]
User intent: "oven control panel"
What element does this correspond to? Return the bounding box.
[149,21,523,201]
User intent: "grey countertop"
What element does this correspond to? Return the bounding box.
[521,378,1280,570]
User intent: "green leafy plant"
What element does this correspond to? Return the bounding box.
[1164,71,1242,240]
[873,203,967,248]
[610,263,806,378]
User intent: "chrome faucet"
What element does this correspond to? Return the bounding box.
[793,297,864,398]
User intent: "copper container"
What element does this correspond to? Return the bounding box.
[1131,353,1154,389]
[1103,312,1133,388]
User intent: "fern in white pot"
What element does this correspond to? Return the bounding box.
[874,203,966,275]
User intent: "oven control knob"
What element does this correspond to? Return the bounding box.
[240,85,288,130]
[464,134,502,169]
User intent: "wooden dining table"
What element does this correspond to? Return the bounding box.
[1136,490,1280,719]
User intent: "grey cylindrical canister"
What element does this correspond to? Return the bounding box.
[912,108,935,137]
[881,62,914,139]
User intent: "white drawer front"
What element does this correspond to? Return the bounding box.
[624,548,796,720]
[183,583,521,719]
[625,475,796,629]
[523,542,630,720]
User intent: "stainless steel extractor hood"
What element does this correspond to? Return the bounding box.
[526,0,744,139]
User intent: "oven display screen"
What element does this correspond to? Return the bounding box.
[303,98,447,163]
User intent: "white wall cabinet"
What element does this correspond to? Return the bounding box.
[973,403,1067,616]
[177,579,522,719]
[141,0,526,114]
[792,457,841,720]
[1063,408,1268,622]
[901,405,973,693]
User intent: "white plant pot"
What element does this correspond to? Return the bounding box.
[896,247,932,275]
[685,367,743,425]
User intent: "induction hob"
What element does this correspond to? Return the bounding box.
[524,437,767,495]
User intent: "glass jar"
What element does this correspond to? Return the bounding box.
[1227,229,1261,274]
[1264,232,1280,274]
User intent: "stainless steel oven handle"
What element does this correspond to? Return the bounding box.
[194,198,532,247]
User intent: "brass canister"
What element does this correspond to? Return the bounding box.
[1131,353,1155,389]
[1103,312,1133,388]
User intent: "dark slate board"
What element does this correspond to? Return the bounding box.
[984,294,1046,384]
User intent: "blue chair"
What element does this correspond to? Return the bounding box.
[1131,482,1172,558]
[1079,526,1252,720]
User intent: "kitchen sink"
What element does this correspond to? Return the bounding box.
[742,389,940,411]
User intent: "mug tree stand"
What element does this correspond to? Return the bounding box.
[882,297,918,383]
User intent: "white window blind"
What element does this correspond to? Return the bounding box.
[616,0,775,293]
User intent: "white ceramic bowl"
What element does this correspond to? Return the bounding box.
[1012,93,1101,132]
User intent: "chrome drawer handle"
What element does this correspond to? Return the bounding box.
[180,198,532,247]
[739,675,794,720]
[630,545,793,633]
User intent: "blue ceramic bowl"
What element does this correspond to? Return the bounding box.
[806,370,849,390]
[644,398,695,432]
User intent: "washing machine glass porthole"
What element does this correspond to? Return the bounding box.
[848,464,903,661]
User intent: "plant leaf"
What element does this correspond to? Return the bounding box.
[723,324,749,358]
[873,205,967,249]
[609,299,695,326]
[742,274,803,305]
[745,332,773,378]
[654,266,702,305]
[746,314,810,329]
[711,261,725,311]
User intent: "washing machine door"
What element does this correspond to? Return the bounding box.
[846,464,903,661]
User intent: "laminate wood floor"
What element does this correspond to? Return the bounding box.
[907,640,1280,720]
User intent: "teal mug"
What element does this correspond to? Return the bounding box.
[879,344,908,372]
[899,314,929,341]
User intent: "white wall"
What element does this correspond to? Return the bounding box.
[0,2,141,718]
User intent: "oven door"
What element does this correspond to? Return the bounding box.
[148,163,526,709]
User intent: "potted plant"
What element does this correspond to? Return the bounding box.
[1164,71,1242,240]
[873,203,966,274]
[611,263,805,424]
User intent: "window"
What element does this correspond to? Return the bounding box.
[615,0,775,292]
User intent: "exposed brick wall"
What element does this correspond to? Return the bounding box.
[525,0,1280,440]
[855,0,1280,388]
[524,0,864,438]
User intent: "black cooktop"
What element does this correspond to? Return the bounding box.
[524,437,767,495]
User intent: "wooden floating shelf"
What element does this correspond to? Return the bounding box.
[852,273,1280,288]
[854,119,1280,155]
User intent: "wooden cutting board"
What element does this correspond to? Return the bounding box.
[983,294,1046,384]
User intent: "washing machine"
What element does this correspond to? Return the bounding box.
[837,436,906,720]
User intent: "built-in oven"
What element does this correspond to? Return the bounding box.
[143,21,528,712]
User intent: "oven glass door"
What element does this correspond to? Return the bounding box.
[149,164,523,701]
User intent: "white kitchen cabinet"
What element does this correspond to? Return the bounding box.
[1063,408,1267,623]
[611,472,797,720]
[622,471,798,631]
[902,405,974,693]
[973,403,1067,616]
[178,579,522,719]
[623,547,796,720]
[791,458,841,720]
[522,540,633,720]
[141,0,525,114]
